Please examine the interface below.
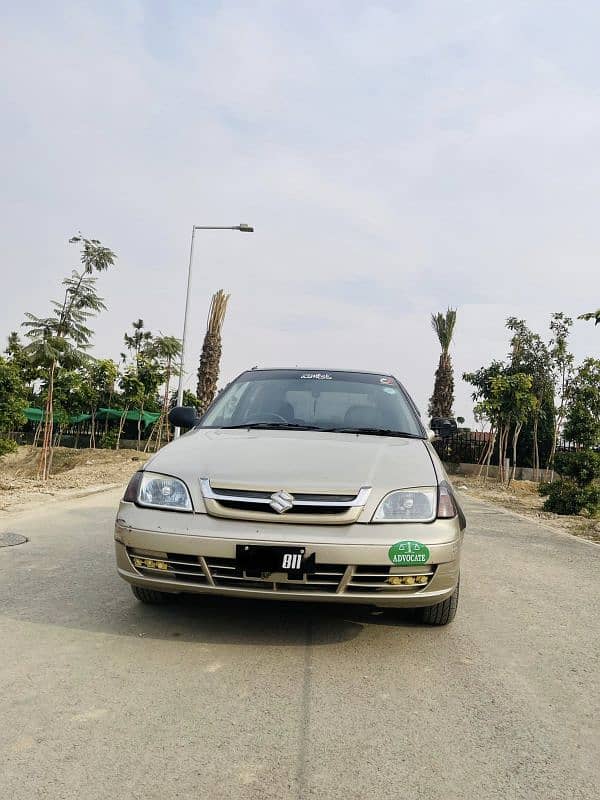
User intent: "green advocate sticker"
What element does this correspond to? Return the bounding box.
[388,540,430,565]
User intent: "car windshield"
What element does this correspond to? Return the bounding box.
[200,370,424,437]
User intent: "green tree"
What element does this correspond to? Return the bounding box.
[464,363,535,483]
[506,317,554,478]
[120,320,160,449]
[5,332,37,397]
[563,358,600,447]
[547,313,574,468]
[22,236,116,478]
[428,308,457,421]
[116,368,144,449]
[123,319,153,373]
[0,356,27,455]
[464,361,506,479]
[84,359,119,446]
[503,372,537,485]
[149,335,182,449]
[118,329,163,450]
[48,368,92,446]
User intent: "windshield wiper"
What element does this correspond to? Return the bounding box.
[223,422,325,431]
[323,427,423,438]
[220,423,423,437]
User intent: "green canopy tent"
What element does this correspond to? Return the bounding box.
[23,407,160,429]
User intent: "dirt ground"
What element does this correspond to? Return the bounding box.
[450,473,600,543]
[0,446,148,514]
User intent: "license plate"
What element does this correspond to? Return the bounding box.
[236,545,306,574]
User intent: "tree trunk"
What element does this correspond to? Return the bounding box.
[428,351,455,420]
[137,401,144,451]
[90,410,96,449]
[532,414,539,482]
[157,361,172,450]
[548,422,559,471]
[38,360,56,481]
[116,406,129,450]
[548,384,566,472]
[497,425,509,484]
[509,422,523,487]
[477,427,495,478]
[104,391,113,434]
[143,422,157,454]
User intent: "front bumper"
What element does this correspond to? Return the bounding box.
[114,504,462,609]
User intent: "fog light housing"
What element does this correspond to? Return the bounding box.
[387,573,430,586]
[133,557,169,571]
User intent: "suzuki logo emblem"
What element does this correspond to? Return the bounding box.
[270,490,295,514]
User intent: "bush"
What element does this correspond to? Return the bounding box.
[540,479,600,516]
[554,450,600,486]
[99,431,118,450]
[0,437,17,457]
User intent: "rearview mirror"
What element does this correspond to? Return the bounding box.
[168,406,200,430]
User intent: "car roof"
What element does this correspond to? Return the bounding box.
[246,367,395,377]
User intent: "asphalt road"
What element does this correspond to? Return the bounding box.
[1,490,598,800]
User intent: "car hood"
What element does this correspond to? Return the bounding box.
[146,428,437,495]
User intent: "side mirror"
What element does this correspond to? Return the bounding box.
[426,428,436,441]
[168,406,200,430]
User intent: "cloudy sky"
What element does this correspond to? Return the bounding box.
[2,0,598,422]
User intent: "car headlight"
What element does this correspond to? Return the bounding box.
[123,471,193,512]
[372,488,436,522]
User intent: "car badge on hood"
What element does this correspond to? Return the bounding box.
[270,490,295,514]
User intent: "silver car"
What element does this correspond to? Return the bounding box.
[115,368,465,625]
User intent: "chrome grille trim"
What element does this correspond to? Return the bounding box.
[127,549,435,595]
[200,479,371,508]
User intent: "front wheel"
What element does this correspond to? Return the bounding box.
[419,580,459,626]
[131,584,173,604]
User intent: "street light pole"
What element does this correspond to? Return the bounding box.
[173,224,254,439]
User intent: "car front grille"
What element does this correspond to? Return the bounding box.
[127,548,434,595]
[206,556,346,593]
[199,480,371,525]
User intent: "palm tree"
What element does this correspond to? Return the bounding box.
[428,308,457,421]
[196,290,230,414]
[22,236,116,479]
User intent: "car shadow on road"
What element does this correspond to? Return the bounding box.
[121,593,423,646]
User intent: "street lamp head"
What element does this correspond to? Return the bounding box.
[237,223,254,233]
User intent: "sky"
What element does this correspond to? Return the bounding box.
[1,0,599,424]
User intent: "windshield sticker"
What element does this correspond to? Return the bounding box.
[300,373,332,380]
[379,377,394,385]
[388,540,430,565]
[383,387,396,395]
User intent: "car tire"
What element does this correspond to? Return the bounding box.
[131,584,172,604]
[419,579,459,626]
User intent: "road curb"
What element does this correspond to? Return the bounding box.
[0,483,123,521]
[459,490,600,548]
